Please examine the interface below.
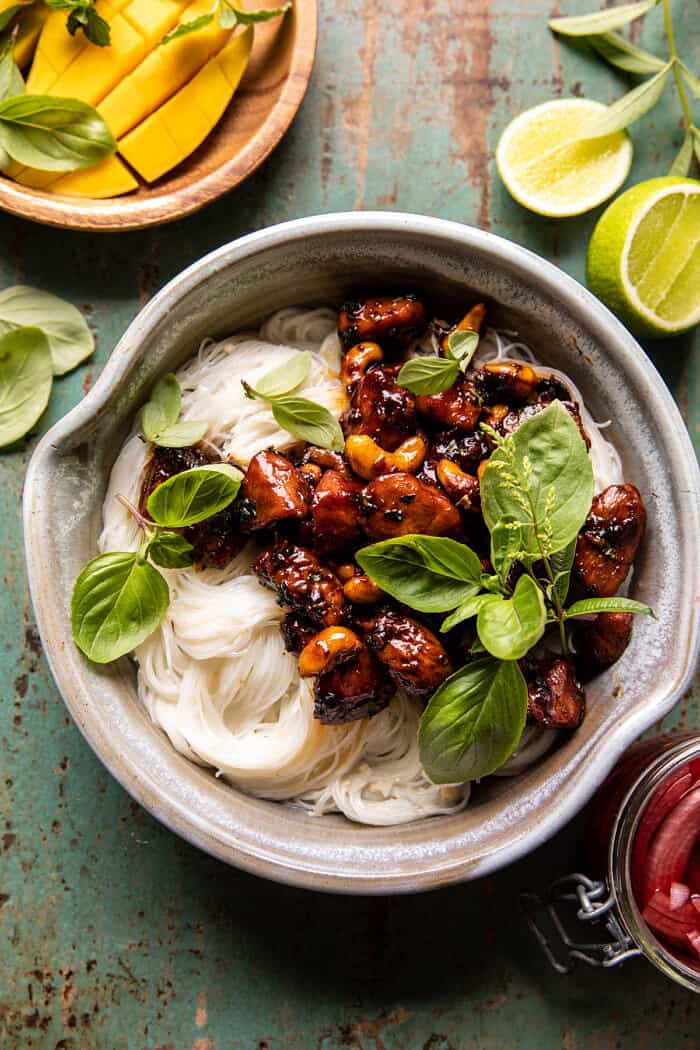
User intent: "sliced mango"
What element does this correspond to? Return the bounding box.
[50,155,138,197]
[26,0,129,95]
[100,0,233,139]
[14,3,49,69]
[118,25,252,183]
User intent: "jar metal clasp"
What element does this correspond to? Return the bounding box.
[521,872,643,973]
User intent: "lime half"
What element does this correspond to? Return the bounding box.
[496,99,633,218]
[587,177,700,338]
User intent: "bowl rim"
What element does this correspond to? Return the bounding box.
[23,212,700,892]
[0,0,318,232]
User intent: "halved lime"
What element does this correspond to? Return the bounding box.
[496,99,633,218]
[587,177,700,338]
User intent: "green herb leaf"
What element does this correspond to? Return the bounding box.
[441,593,500,633]
[0,285,93,375]
[356,535,483,613]
[0,326,52,448]
[154,420,208,448]
[270,396,344,452]
[396,355,459,394]
[218,0,290,29]
[71,552,169,663]
[0,32,25,101]
[476,574,546,660]
[147,464,242,528]
[418,657,528,783]
[489,515,524,584]
[46,0,111,46]
[146,531,195,569]
[581,63,671,138]
[0,94,116,170]
[481,400,594,560]
[669,130,694,177]
[680,62,700,100]
[141,373,181,440]
[695,135,700,170]
[549,537,577,606]
[446,329,479,371]
[564,596,654,619]
[549,0,659,37]
[244,351,312,400]
[587,31,666,74]
[159,12,214,45]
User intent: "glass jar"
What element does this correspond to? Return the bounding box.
[522,733,700,992]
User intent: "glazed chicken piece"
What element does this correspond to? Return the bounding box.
[574,484,646,598]
[311,469,364,558]
[314,647,394,724]
[281,611,317,654]
[535,375,571,403]
[430,428,490,474]
[362,472,462,541]
[342,365,417,452]
[140,445,245,569]
[477,361,538,405]
[498,400,590,448]
[238,450,311,532]
[254,543,345,626]
[338,295,427,349]
[522,653,585,730]
[415,375,482,432]
[364,609,453,698]
[300,446,350,474]
[572,612,634,679]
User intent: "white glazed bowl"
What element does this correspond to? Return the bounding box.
[23,213,700,893]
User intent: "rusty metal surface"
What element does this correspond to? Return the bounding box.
[1,0,699,1046]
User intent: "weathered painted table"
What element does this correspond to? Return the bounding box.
[1,1,698,1046]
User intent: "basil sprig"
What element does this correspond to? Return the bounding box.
[397,328,480,395]
[71,465,243,663]
[141,374,207,448]
[242,352,344,452]
[357,400,654,784]
[159,1,290,45]
[45,0,111,46]
[0,94,116,171]
[0,285,94,375]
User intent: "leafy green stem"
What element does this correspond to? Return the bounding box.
[662,0,694,130]
[539,554,570,657]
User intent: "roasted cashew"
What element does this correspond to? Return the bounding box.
[340,342,384,394]
[298,626,363,677]
[344,433,428,481]
[436,459,480,511]
[335,563,358,582]
[440,302,487,352]
[299,462,322,484]
[343,574,385,604]
[482,360,537,400]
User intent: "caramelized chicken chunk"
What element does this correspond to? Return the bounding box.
[342,365,417,452]
[300,446,350,475]
[572,612,634,679]
[415,375,482,432]
[477,361,538,404]
[536,376,571,403]
[311,469,364,558]
[338,295,427,349]
[430,428,490,473]
[238,451,311,532]
[362,472,462,541]
[574,484,646,597]
[281,612,317,654]
[314,647,394,724]
[140,445,245,569]
[523,653,585,730]
[254,543,345,626]
[499,400,590,448]
[364,609,453,698]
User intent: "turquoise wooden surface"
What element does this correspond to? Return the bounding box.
[1,1,699,1046]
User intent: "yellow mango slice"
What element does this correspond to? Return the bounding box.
[50,155,138,197]
[100,0,232,139]
[118,25,252,183]
[26,0,128,95]
[14,4,49,69]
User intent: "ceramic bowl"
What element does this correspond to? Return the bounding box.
[23,213,700,893]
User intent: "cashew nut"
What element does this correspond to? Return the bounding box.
[436,459,480,511]
[302,447,349,474]
[340,342,384,394]
[483,403,509,428]
[343,574,385,604]
[477,458,490,482]
[298,626,363,677]
[345,433,428,481]
[482,360,537,400]
[335,563,358,582]
[440,302,486,353]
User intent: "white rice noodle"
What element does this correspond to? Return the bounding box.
[98,307,624,826]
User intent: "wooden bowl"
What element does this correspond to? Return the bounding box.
[0,0,317,231]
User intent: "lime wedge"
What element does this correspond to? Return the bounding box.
[496,99,633,218]
[587,177,700,338]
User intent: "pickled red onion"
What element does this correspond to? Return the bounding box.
[643,785,700,905]
[631,770,694,902]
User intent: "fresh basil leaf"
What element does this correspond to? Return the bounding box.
[141,373,181,441]
[564,596,654,619]
[587,31,666,74]
[0,94,116,170]
[490,515,524,584]
[245,351,312,400]
[418,657,528,783]
[71,552,169,663]
[476,574,546,660]
[0,326,52,448]
[550,537,577,606]
[396,356,459,394]
[356,535,483,613]
[154,421,208,448]
[581,63,671,138]
[680,62,700,100]
[270,396,344,452]
[147,464,242,528]
[669,130,694,177]
[441,594,500,633]
[549,0,659,37]
[146,531,195,569]
[0,285,93,375]
[446,330,479,371]
[481,401,594,560]
[0,31,25,101]
[219,0,290,29]
[159,12,215,45]
[68,4,110,45]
